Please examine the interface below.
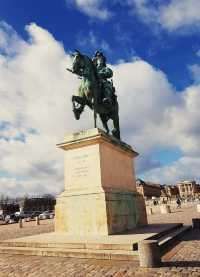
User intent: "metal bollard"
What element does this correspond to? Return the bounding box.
[19,218,23,228]
[147,207,153,215]
[192,218,200,229]
[138,240,161,268]
[36,216,40,226]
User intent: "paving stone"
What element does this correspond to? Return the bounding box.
[0,205,199,276]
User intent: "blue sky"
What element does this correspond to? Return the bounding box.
[1,0,199,89]
[0,0,200,196]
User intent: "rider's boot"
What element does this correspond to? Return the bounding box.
[102,85,113,106]
[102,97,113,106]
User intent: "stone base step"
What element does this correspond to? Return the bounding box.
[159,225,191,253]
[149,223,183,241]
[0,224,183,252]
[0,246,139,261]
[0,223,191,261]
[0,241,134,251]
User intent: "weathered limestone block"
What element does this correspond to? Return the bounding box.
[138,240,161,268]
[55,128,147,236]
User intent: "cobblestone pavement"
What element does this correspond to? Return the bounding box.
[0,206,199,276]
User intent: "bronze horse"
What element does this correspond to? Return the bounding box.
[69,51,120,139]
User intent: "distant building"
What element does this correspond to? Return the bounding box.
[136,179,161,199]
[176,181,199,198]
[161,185,179,198]
[19,196,56,212]
[0,195,56,216]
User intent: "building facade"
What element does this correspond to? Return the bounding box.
[0,195,56,216]
[161,185,179,198]
[19,196,56,212]
[176,181,199,198]
[136,179,161,199]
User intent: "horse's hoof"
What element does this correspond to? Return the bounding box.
[112,129,120,140]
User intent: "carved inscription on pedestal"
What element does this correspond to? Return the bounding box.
[65,144,100,189]
[71,154,89,180]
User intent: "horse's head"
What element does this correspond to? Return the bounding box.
[71,50,96,82]
[72,50,84,73]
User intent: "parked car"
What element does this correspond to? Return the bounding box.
[30,211,41,219]
[14,211,25,219]
[39,211,54,219]
[5,214,20,224]
[49,212,55,219]
[14,211,32,221]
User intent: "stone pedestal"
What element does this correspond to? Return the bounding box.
[55,128,147,236]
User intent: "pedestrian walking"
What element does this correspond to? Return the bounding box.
[176,198,181,208]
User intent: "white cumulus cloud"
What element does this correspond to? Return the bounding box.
[66,0,200,33]
[76,30,111,53]
[142,156,200,184]
[0,22,200,196]
[66,0,111,20]
[131,0,200,32]
[0,22,93,196]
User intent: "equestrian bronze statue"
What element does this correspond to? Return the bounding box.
[67,50,120,140]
